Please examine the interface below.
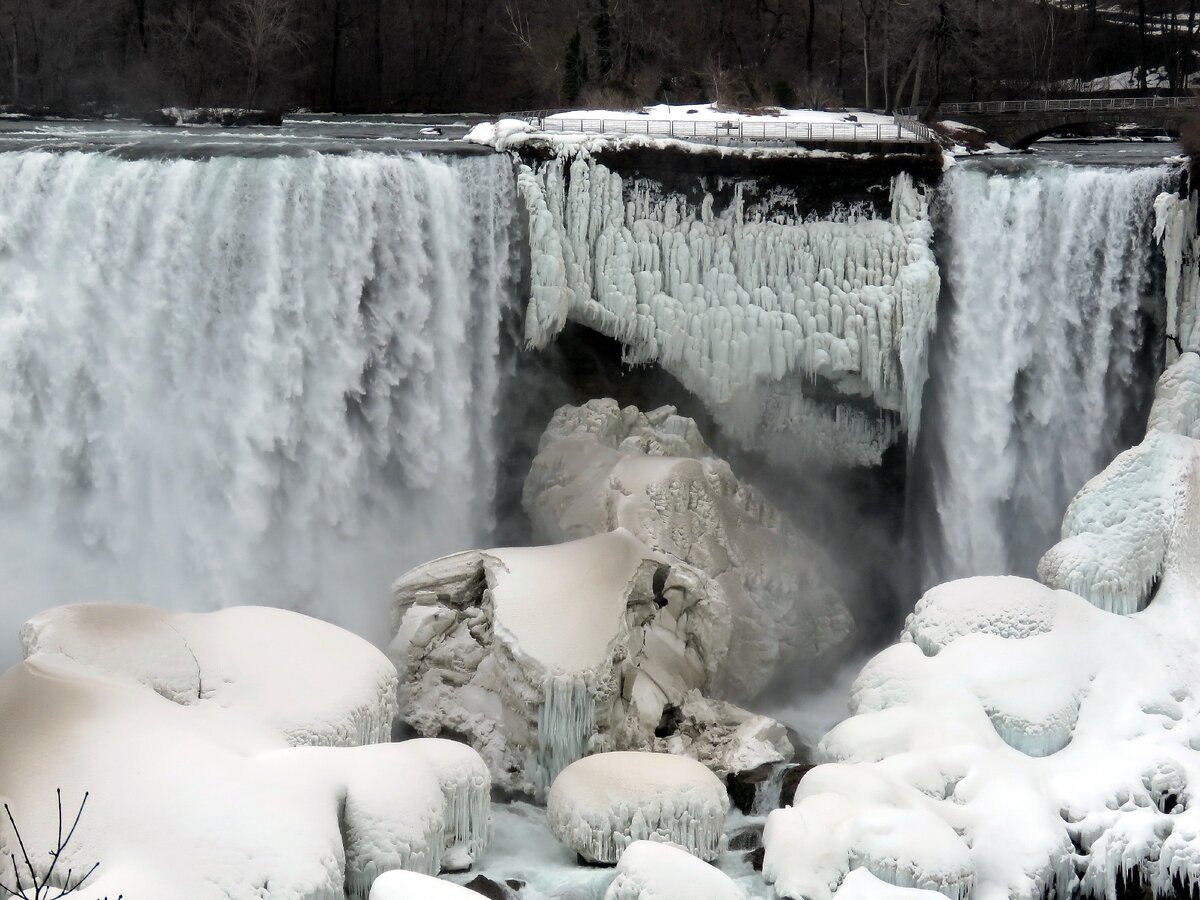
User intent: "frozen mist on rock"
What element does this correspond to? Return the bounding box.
[0,150,518,663]
[918,160,1170,585]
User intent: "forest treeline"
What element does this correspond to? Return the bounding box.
[3,0,1199,114]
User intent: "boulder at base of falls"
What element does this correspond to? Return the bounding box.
[546,751,729,864]
[21,602,398,747]
[523,399,854,700]
[389,527,793,797]
[0,644,492,899]
[370,870,486,899]
[603,840,746,900]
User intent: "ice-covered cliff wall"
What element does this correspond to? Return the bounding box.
[514,151,940,468]
[0,150,519,657]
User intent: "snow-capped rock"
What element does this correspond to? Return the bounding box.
[370,869,485,898]
[21,603,398,747]
[390,526,787,796]
[513,149,938,466]
[547,752,729,864]
[603,840,745,899]
[0,653,491,900]
[524,399,854,699]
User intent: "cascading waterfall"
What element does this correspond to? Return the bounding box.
[0,150,518,660]
[920,161,1170,585]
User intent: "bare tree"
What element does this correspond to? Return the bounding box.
[219,0,303,106]
[0,791,113,900]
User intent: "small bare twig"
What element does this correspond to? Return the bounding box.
[0,792,104,900]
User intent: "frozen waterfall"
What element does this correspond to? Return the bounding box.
[0,150,518,661]
[920,161,1170,584]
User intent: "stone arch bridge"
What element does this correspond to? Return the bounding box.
[898,97,1200,149]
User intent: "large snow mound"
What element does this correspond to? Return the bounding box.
[524,399,853,700]
[547,751,729,864]
[0,653,491,899]
[513,150,938,467]
[390,526,789,797]
[764,359,1200,900]
[603,840,745,900]
[21,603,398,746]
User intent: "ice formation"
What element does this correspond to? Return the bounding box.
[1156,189,1200,355]
[524,399,853,700]
[21,603,398,746]
[603,840,746,900]
[512,149,939,467]
[0,648,493,900]
[390,526,790,796]
[1039,352,1200,614]
[546,752,729,864]
[369,870,484,899]
[762,355,1200,900]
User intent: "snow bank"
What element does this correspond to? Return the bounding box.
[512,149,938,467]
[762,354,1200,900]
[524,399,853,700]
[21,603,398,746]
[369,870,483,899]
[547,752,729,863]
[603,840,745,900]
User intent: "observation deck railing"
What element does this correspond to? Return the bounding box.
[504,110,937,145]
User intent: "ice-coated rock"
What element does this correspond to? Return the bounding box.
[524,399,854,700]
[603,840,745,900]
[1039,354,1200,615]
[546,751,729,864]
[0,653,491,900]
[515,151,939,466]
[370,869,484,898]
[21,603,398,747]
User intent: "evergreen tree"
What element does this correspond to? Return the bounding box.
[563,29,585,103]
[594,0,614,79]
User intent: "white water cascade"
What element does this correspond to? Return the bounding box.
[922,161,1171,584]
[0,150,518,661]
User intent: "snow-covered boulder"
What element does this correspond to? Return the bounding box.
[21,603,398,747]
[832,869,951,899]
[390,524,790,795]
[515,150,939,466]
[524,399,854,700]
[369,870,483,899]
[603,840,745,899]
[546,752,729,864]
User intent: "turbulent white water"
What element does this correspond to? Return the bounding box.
[923,161,1170,584]
[0,150,517,661]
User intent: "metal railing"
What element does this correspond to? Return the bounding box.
[896,96,1200,116]
[508,112,936,145]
